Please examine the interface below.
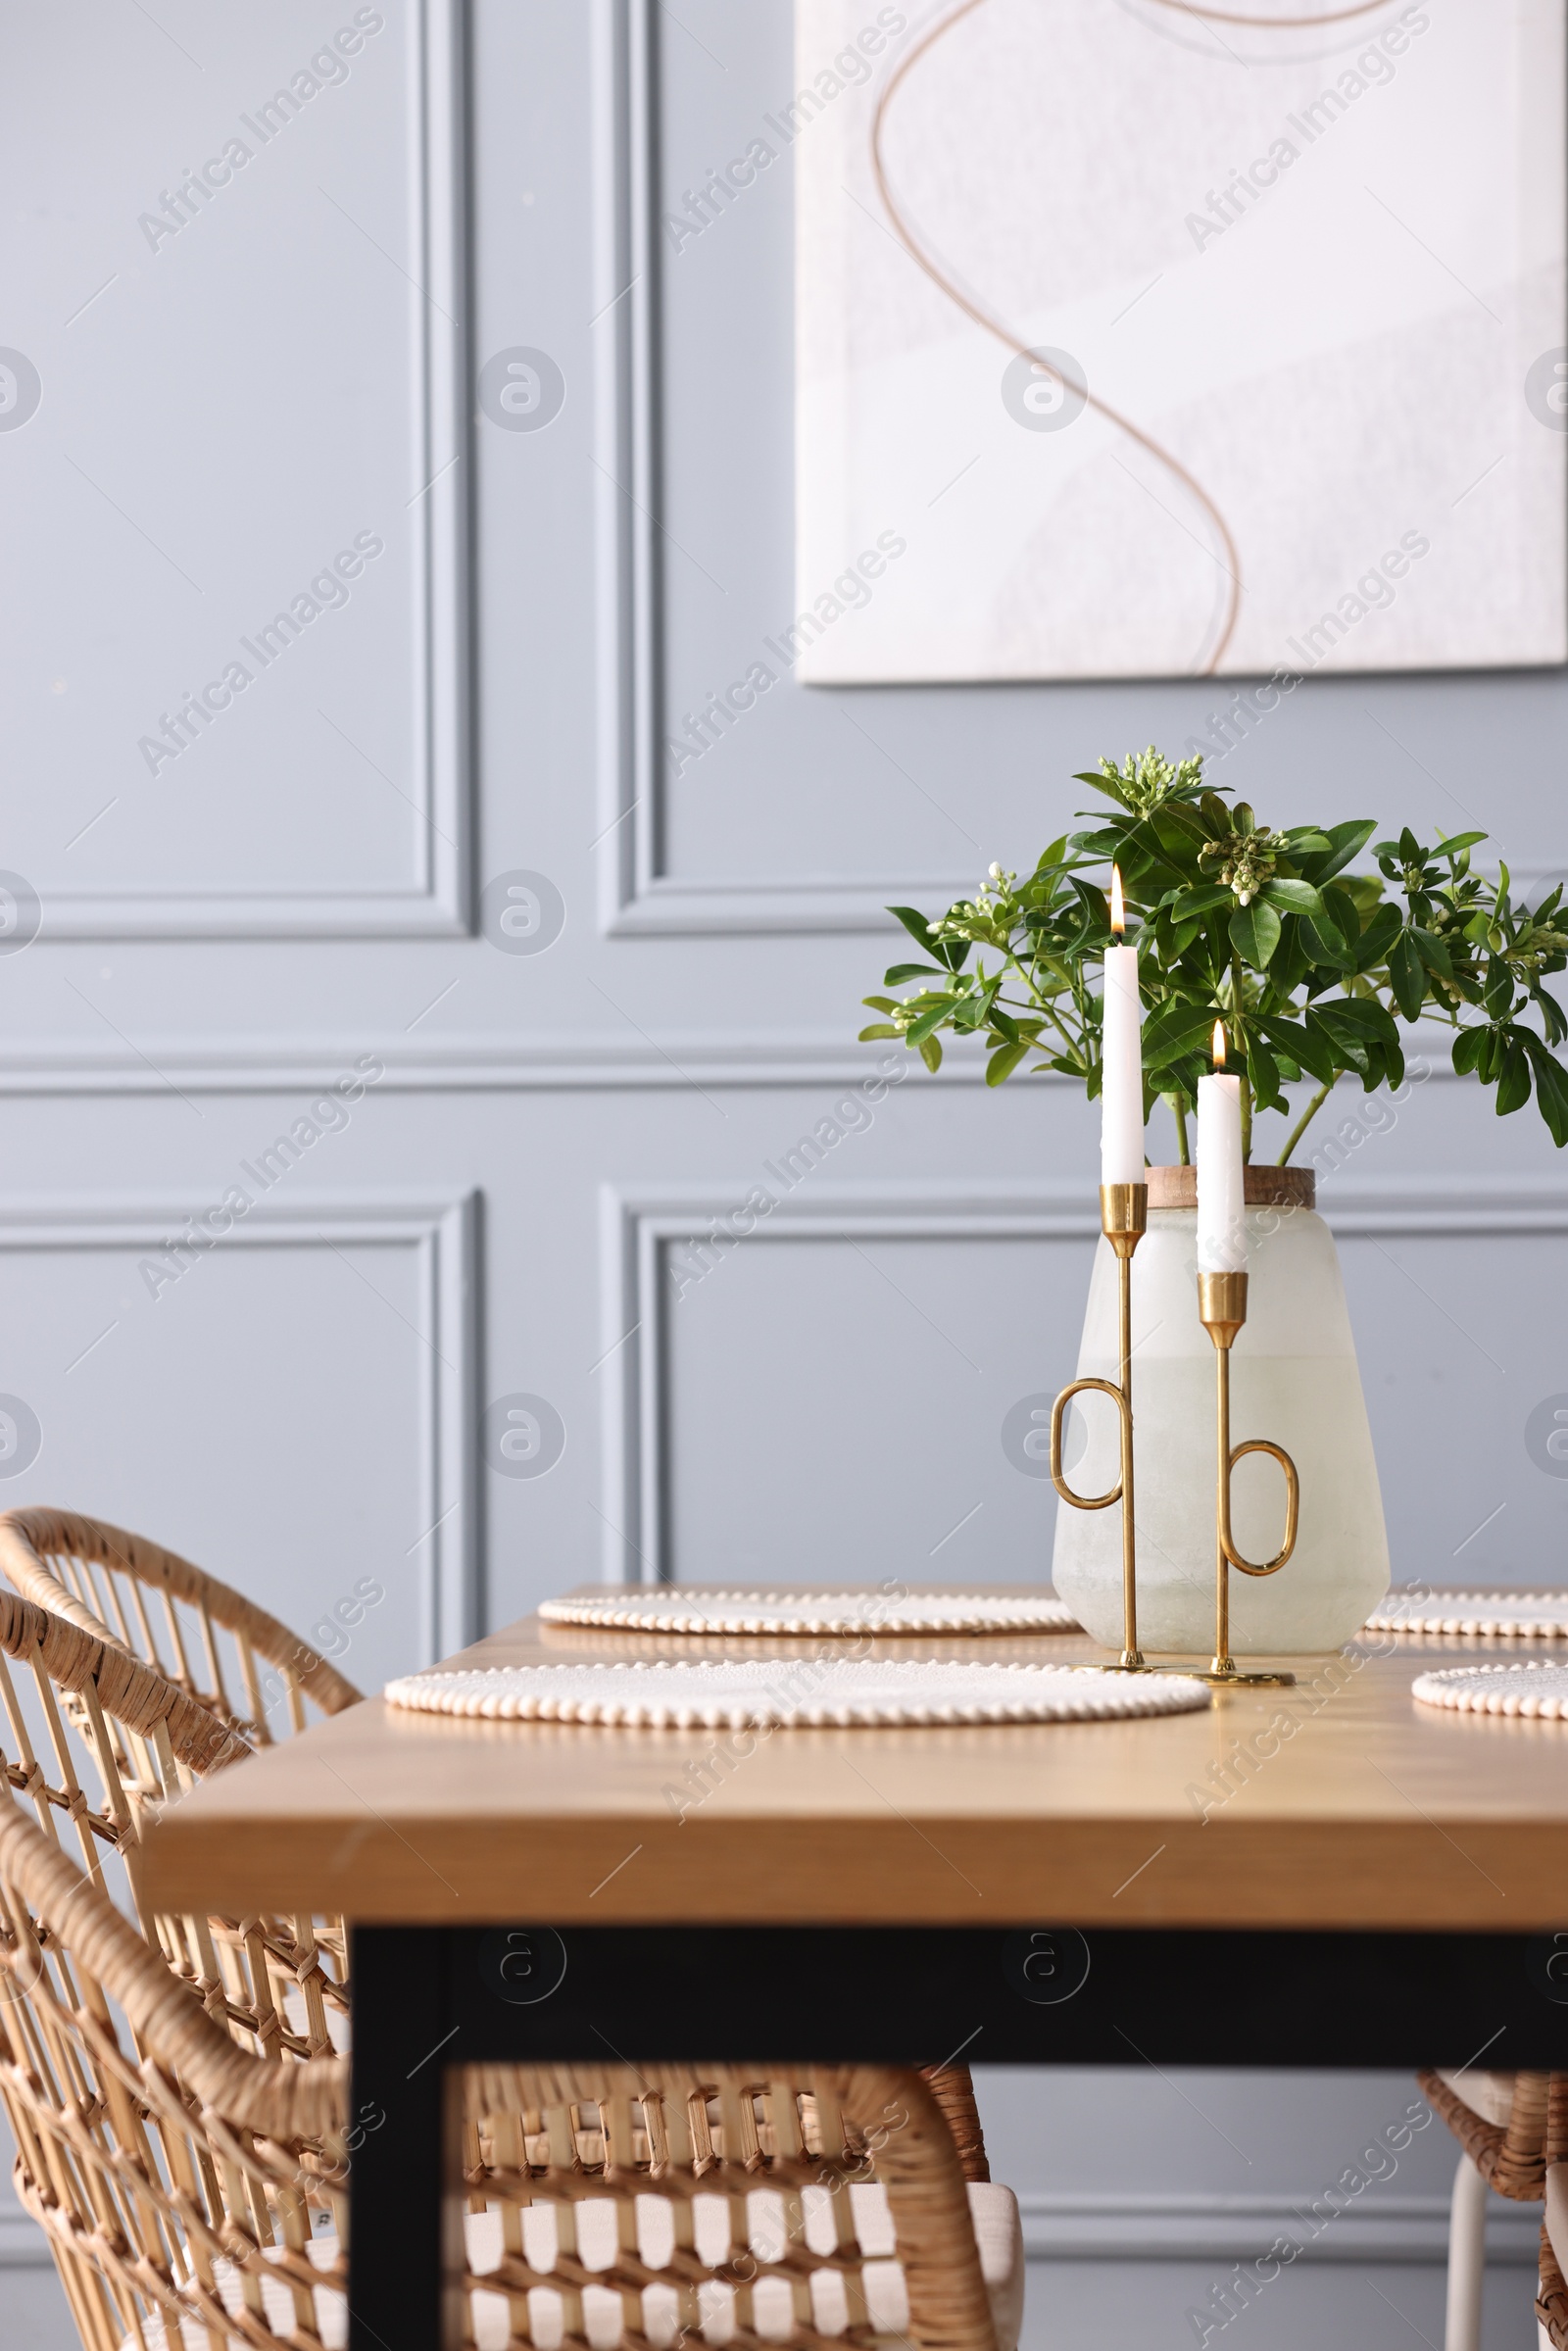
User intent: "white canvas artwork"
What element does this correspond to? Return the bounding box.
[794,0,1567,682]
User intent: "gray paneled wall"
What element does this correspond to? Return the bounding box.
[0,2,1560,2343]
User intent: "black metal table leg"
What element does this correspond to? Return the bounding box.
[347,1921,1567,2348]
[349,1927,450,2350]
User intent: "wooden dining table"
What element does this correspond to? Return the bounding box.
[142,1588,1568,2349]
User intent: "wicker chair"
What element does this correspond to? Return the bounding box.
[0,1505,363,1745]
[0,1563,1016,2349]
[1417,2068,1555,2351]
[4,1814,1019,2351]
[456,2060,1024,2351]
[0,1589,349,2344]
[0,1793,348,2349]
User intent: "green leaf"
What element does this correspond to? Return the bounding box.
[1451,1025,1488,1074]
[1305,1008,1367,1077]
[1142,996,1220,1065]
[1316,995,1398,1042]
[1162,882,1235,919]
[1229,899,1282,969]
[1411,926,1453,981]
[883,962,950,986]
[1387,932,1425,1021]
[1299,914,1355,972]
[888,905,937,951]
[1524,1037,1568,1148]
[1248,1037,1286,1115]
[1354,904,1402,972]
[1068,876,1112,932]
[1438,830,1489,857]
[1260,877,1326,918]
[1302,818,1378,883]
[861,996,899,1013]
[918,1035,943,1073]
[858,1023,902,1041]
[1496,1039,1532,1116]
[887,904,967,973]
[905,997,956,1045]
[1322,881,1365,941]
[985,1039,1031,1087]
[1255,1014,1339,1088]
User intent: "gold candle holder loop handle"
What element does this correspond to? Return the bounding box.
[1047,1183,1149,1670]
[1220,1436,1299,1576]
[1049,1377,1128,1512]
[1196,1268,1298,1686]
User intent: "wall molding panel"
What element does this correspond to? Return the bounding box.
[600,1173,1568,1584]
[590,0,972,940]
[41,0,471,942]
[0,1020,1482,1097]
[0,1190,479,1662]
[1014,2189,1538,2265]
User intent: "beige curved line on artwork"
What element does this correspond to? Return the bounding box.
[1144,0,1397,26]
[871,0,1242,673]
[870,0,1402,675]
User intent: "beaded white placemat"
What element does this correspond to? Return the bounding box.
[537,1588,1079,1636]
[384,1658,1208,1728]
[1367,1591,1568,1639]
[1412,1662,1568,1719]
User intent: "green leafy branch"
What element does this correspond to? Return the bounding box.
[858,747,1568,1162]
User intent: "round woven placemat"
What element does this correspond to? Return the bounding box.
[1412,1662,1568,1719]
[1367,1591,1568,1639]
[385,1658,1209,1728]
[537,1588,1079,1637]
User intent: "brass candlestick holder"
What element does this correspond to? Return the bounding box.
[1050,1182,1151,1671]
[1195,1269,1298,1687]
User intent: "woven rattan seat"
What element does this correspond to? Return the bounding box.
[454,2060,1021,2351]
[0,1506,362,1744]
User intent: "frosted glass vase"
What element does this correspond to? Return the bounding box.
[1052,1167,1389,1655]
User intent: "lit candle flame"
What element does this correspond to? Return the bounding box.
[1212,1021,1227,1069]
[1109,864,1125,937]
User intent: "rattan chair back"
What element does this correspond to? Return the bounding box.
[458,2059,1002,2351]
[0,1790,347,2351]
[0,1506,362,1746]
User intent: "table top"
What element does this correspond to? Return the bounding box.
[141,1588,1568,1931]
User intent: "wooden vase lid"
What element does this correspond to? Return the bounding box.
[1145,1163,1316,1209]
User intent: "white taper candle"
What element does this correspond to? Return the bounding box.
[1101,866,1146,1186]
[1197,1024,1247,1272]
